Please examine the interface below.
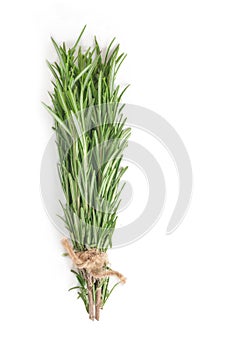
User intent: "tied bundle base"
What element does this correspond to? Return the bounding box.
[62,238,126,320]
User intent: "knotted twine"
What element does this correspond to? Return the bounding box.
[62,238,126,283]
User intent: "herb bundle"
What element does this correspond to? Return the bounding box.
[43,26,130,320]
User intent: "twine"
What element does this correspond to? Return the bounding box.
[62,238,126,283]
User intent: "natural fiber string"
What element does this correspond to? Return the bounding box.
[62,238,126,283]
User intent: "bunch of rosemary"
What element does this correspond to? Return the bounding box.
[43,26,130,320]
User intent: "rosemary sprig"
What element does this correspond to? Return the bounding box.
[43,26,130,320]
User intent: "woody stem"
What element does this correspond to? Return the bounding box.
[95,281,102,321]
[86,271,94,320]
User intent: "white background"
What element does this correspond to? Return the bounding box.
[1,1,233,349]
